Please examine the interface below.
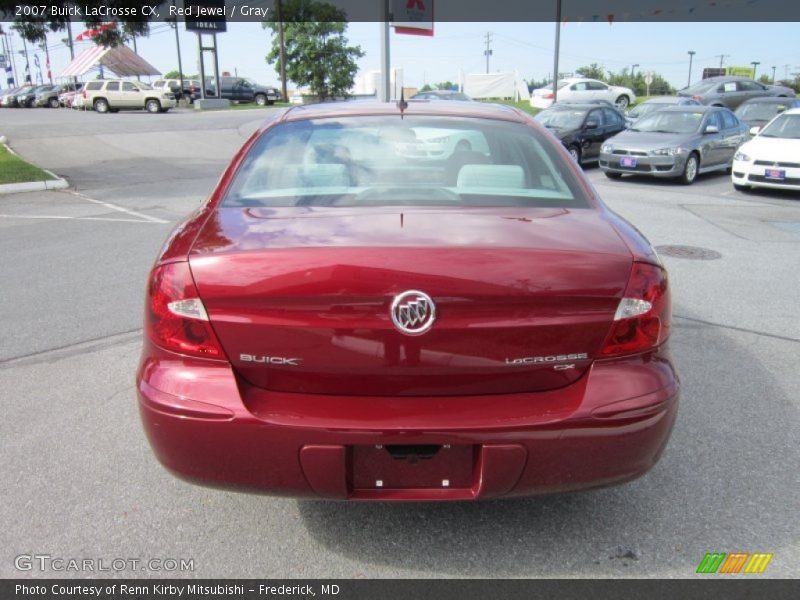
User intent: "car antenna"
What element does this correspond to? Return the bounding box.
[397,88,407,119]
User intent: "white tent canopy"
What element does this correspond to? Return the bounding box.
[60,44,160,78]
[461,71,528,101]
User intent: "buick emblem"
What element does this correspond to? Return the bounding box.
[391,290,436,335]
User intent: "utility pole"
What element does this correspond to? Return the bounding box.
[687,50,695,86]
[771,65,776,83]
[171,1,184,100]
[483,32,493,74]
[716,54,729,71]
[631,63,639,79]
[130,34,140,81]
[276,0,287,102]
[750,61,760,80]
[552,0,562,103]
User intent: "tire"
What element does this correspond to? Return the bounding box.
[146,99,161,113]
[567,145,581,164]
[679,153,699,185]
[255,94,267,106]
[604,171,623,179]
[93,98,109,113]
[614,95,630,110]
[49,97,60,109]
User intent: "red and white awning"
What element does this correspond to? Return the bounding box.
[60,44,161,78]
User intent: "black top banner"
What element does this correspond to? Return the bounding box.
[2,0,800,22]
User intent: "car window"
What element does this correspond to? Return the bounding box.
[106,82,119,91]
[153,80,164,87]
[737,81,761,92]
[122,82,137,92]
[587,81,608,91]
[705,112,723,129]
[718,82,737,93]
[720,110,739,129]
[603,108,624,126]
[571,83,588,91]
[86,82,103,91]
[588,109,605,126]
[223,116,592,209]
[535,108,589,129]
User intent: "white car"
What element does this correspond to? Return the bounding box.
[530,78,636,110]
[731,107,800,192]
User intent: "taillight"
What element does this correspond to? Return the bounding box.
[145,261,225,359]
[544,92,554,99]
[600,262,671,358]
[82,90,86,98]
[692,95,701,101]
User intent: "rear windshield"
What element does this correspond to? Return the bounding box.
[222,116,590,208]
[535,108,587,129]
[682,80,718,95]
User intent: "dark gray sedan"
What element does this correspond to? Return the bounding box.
[599,106,748,184]
[677,76,795,110]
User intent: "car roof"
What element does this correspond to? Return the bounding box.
[548,103,602,110]
[657,105,720,113]
[278,101,528,124]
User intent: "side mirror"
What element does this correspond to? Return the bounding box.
[749,126,761,136]
[585,120,599,129]
[704,125,719,134]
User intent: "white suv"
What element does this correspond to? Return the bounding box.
[82,79,177,113]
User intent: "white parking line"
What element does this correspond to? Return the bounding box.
[62,190,169,224]
[0,214,163,224]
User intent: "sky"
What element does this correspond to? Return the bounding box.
[2,20,799,91]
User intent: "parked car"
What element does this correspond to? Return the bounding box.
[534,102,627,164]
[35,83,79,108]
[731,107,800,192]
[152,78,201,103]
[734,97,800,132]
[625,96,702,125]
[13,84,52,108]
[136,100,678,500]
[82,79,177,113]
[1,86,27,107]
[58,83,84,108]
[410,89,473,101]
[677,76,795,110]
[202,76,280,105]
[599,105,748,184]
[531,78,636,110]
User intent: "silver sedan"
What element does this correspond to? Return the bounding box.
[599,106,748,184]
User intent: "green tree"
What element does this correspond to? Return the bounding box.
[163,70,198,80]
[575,63,607,81]
[263,0,364,101]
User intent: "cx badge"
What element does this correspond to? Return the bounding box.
[391,290,436,336]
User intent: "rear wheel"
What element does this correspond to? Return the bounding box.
[48,97,60,109]
[93,98,109,113]
[146,99,161,113]
[679,153,699,185]
[604,171,623,179]
[614,95,630,110]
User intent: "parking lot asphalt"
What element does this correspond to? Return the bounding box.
[1,106,798,578]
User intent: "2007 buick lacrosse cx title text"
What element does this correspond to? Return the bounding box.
[136,100,678,501]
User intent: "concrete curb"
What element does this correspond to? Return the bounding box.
[0,142,70,195]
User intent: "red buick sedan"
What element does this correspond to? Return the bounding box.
[137,101,678,500]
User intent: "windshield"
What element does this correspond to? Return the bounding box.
[631,110,704,134]
[735,102,790,122]
[759,113,800,138]
[534,109,588,129]
[223,116,590,209]
[539,80,571,91]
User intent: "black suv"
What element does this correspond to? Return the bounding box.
[200,77,280,105]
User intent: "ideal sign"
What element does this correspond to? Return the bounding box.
[392,0,434,36]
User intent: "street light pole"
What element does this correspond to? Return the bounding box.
[277,0,287,102]
[631,63,639,79]
[687,50,696,86]
[771,65,776,84]
[750,61,760,80]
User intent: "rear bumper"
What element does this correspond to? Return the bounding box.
[137,343,679,500]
